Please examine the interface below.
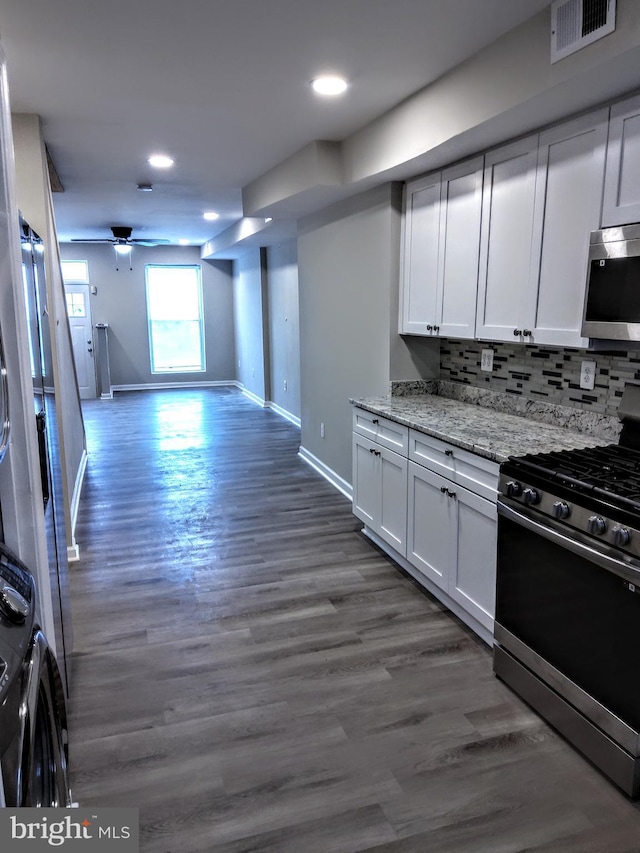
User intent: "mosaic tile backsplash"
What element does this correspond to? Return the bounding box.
[439,340,640,419]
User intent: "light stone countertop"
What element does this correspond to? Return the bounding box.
[351,394,612,464]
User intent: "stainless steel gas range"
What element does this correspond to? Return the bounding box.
[494,387,640,797]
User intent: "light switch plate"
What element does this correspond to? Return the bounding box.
[481,349,494,372]
[580,360,596,391]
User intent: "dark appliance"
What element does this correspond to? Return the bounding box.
[582,224,640,342]
[494,384,640,797]
[0,542,71,806]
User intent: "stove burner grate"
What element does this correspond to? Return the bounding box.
[509,444,640,510]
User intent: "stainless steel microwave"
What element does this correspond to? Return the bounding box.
[582,225,640,342]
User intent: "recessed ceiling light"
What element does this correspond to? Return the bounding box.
[147,154,174,168]
[178,239,189,245]
[203,211,219,221]
[311,75,348,96]
[137,183,153,192]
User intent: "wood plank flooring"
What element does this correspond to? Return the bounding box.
[68,388,640,852]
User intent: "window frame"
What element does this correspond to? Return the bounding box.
[145,264,206,375]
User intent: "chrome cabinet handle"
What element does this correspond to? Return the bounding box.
[440,486,456,498]
[523,329,532,337]
[445,449,454,457]
[426,324,433,331]
[514,329,522,336]
[372,418,379,424]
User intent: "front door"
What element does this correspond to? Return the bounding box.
[64,284,96,399]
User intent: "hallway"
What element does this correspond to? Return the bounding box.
[67,388,640,852]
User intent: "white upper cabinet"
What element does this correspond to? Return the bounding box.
[399,173,441,335]
[436,157,484,339]
[528,110,608,348]
[602,93,640,227]
[400,157,482,339]
[476,135,539,343]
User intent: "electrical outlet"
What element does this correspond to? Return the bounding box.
[320,422,325,439]
[283,379,287,392]
[580,360,596,391]
[481,349,494,372]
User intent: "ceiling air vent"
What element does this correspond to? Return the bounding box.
[551,0,616,63]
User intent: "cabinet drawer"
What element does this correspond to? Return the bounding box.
[409,430,499,502]
[409,431,455,478]
[352,408,409,455]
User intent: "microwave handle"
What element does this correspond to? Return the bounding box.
[498,501,640,586]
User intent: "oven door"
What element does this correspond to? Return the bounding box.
[495,501,640,755]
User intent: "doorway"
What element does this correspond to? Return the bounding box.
[64,284,96,399]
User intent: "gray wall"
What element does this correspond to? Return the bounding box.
[233,248,268,402]
[266,240,300,421]
[297,183,438,485]
[13,114,87,553]
[59,243,235,387]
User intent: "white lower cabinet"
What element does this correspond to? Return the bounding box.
[352,432,408,557]
[407,461,497,634]
[352,407,499,642]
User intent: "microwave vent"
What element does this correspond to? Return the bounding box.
[551,0,616,64]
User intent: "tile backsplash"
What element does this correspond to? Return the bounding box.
[439,340,640,419]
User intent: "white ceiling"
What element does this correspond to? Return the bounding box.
[0,0,551,246]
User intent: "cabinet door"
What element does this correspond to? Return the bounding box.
[406,461,454,592]
[379,447,408,557]
[602,94,640,227]
[476,135,539,343]
[399,173,441,335]
[437,156,483,339]
[352,433,379,527]
[450,485,497,633]
[529,110,608,348]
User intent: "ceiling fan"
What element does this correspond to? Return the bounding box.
[71,226,170,249]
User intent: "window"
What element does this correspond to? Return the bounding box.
[65,292,87,317]
[60,260,89,283]
[145,265,205,373]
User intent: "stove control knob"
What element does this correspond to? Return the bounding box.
[0,584,29,623]
[613,526,631,547]
[505,481,522,498]
[587,515,607,535]
[552,501,571,520]
[522,488,540,506]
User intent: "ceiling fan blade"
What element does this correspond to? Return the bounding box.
[70,238,116,243]
[130,238,171,246]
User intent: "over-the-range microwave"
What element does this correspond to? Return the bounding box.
[582,224,640,342]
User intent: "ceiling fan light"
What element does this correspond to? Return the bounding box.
[203,211,219,221]
[147,154,174,169]
[114,243,132,255]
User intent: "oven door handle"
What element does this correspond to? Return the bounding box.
[498,501,640,585]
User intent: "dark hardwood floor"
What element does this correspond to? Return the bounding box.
[68,388,640,852]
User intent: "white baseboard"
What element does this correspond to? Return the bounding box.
[111,381,238,392]
[298,446,353,500]
[266,401,301,428]
[240,386,266,407]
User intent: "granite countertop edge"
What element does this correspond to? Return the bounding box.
[350,394,613,464]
